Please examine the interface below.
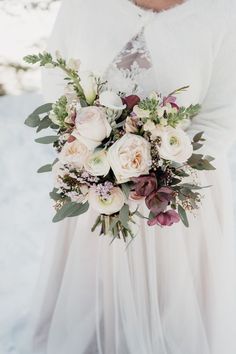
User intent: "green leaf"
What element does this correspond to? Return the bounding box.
[204,155,215,162]
[121,183,132,199]
[36,115,52,133]
[24,114,40,127]
[178,205,189,227]
[53,201,89,223]
[192,142,203,151]
[32,103,53,115]
[37,164,52,173]
[35,135,58,144]
[49,188,62,202]
[193,131,205,143]
[119,204,129,228]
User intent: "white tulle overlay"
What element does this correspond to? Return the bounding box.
[25,0,236,353]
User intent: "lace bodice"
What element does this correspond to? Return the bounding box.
[104,28,158,97]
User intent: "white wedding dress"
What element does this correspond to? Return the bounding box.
[26,1,236,354]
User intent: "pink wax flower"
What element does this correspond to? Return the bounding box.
[148,210,180,227]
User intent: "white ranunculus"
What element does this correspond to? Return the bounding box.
[73,106,112,150]
[88,186,125,215]
[108,133,151,183]
[99,91,126,111]
[84,150,110,176]
[155,126,193,163]
[59,139,90,167]
[79,71,97,105]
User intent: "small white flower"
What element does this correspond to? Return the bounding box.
[52,161,67,189]
[44,63,55,69]
[88,186,125,215]
[99,91,126,111]
[133,105,150,118]
[148,91,159,101]
[67,58,81,71]
[55,50,62,60]
[108,133,151,184]
[84,150,110,177]
[79,71,97,105]
[143,120,156,132]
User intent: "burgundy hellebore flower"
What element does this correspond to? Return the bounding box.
[145,187,174,215]
[122,95,141,110]
[132,174,157,197]
[148,210,180,227]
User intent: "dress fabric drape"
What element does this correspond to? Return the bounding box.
[24,0,236,353]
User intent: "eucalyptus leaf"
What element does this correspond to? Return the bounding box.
[37,164,52,173]
[53,201,89,223]
[32,103,53,116]
[35,135,58,144]
[119,204,129,228]
[49,189,62,202]
[24,114,40,127]
[36,115,52,133]
[178,205,189,227]
[193,131,204,143]
[121,183,132,199]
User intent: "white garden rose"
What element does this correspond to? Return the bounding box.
[108,133,152,183]
[79,71,97,105]
[99,91,126,111]
[88,186,125,215]
[84,150,110,176]
[155,126,193,163]
[59,139,90,167]
[73,106,112,150]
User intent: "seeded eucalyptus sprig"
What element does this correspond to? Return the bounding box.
[24,52,86,101]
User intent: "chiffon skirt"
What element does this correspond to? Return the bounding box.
[26,158,236,354]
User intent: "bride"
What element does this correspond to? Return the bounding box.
[27,0,236,353]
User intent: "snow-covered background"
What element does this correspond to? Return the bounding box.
[0,1,236,353]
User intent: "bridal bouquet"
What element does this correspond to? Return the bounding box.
[24,52,215,241]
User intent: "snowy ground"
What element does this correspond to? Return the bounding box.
[0,94,236,353]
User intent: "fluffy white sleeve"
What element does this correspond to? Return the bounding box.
[187,18,236,156]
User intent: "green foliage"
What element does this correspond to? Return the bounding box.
[37,164,53,173]
[53,201,89,222]
[35,135,58,144]
[50,96,69,128]
[178,205,189,227]
[187,153,216,170]
[119,204,129,229]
